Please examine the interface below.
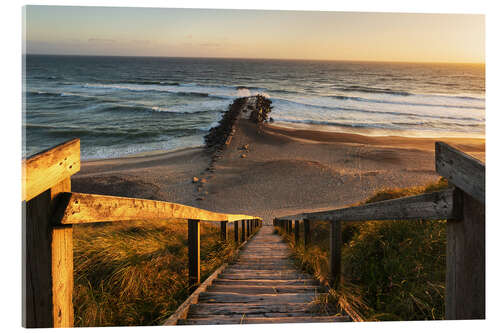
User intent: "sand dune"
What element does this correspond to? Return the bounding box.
[72,118,485,224]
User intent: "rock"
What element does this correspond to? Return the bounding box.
[192,177,199,183]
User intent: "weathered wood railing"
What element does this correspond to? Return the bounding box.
[274,142,485,320]
[22,139,262,328]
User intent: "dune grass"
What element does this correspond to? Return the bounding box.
[279,178,450,321]
[73,219,238,327]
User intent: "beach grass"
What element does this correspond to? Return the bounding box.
[73,219,237,327]
[281,178,450,321]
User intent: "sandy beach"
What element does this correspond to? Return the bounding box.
[72,117,485,224]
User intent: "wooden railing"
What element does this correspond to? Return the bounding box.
[274,142,485,320]
[22,139,262,328]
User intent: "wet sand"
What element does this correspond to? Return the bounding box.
[72,118,485,224]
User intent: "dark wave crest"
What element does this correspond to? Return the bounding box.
[336,85,412,96]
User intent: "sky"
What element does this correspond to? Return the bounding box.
[24,6,485,63]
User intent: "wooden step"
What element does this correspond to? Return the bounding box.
[171,225,347,325]
[188,303,320,317]
[178,315,351,325]
[212,278,319,286]
[207,285,324,294]
[219,273,310,280]
[198,291,322,304]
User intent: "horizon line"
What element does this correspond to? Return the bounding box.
[24,53,485,66]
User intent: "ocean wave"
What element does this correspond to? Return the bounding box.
[276,118,484,130]
[326,94,484,110]
[26,123,207,139]
[272,97,484,122]
[335,85,413,96]
[27,90,61,97]
[102,103,221,115]
[275,118,399,129]
[82,83,231,99]
[120,79,180,86]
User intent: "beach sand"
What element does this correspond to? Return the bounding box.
[72,118,485,224]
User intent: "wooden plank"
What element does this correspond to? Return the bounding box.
[329,221,342,288]
[53,192,260,224]
[23,139,80,202]
[207,285,323,294]
[179,315,351,325]
[218,273,310,280]
[301,189,456,222]
[198,292,321,304]
[446,189,485,319]
[24,178,73,328]
[223,268,300,274]
[188,219,200,289]
[213,279,319,286]
[188,303,315,316]
[436,141,485,204]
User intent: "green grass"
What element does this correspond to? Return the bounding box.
[279,178,450,321]
[73,219,238,327]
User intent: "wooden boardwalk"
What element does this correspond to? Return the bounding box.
[178,226,349,325]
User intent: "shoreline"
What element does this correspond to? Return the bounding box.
[80,123,485,165]
[72,113,484,224]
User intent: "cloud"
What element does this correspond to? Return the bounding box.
[131,40,151,45]
[200,42,222,48]
[88,38,116,44]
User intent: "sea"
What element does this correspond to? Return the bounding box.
[23,55,485,160]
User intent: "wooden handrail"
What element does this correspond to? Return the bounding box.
[274,142,485,320]
[278,188,456,222]
[23,139,262,328]
[53,192,259,224]
[22,138,80,201]
[435,141,484,204]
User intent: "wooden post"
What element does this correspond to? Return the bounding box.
[188,219,200,290]
[220,221,227,241]
[304,219,311,248]
[234,220,239,243]
[23,139,80,328]
[24,178,74,328]
[329,221,342,288]
[247,219,250,236]
[294,220,300,245]
[288,220,292,234]
[241,220,246,241]
[446,189,485,319]
[435,141,485,319]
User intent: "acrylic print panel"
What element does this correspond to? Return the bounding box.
[22,5,485,327]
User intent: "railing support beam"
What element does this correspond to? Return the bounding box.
[220,221,227,241]
[303,219,310,248]
[234,220,239,243]
[241,220,246,241]
[294,220,300,245]
[329,220,342,288]
[188,219,200,290]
